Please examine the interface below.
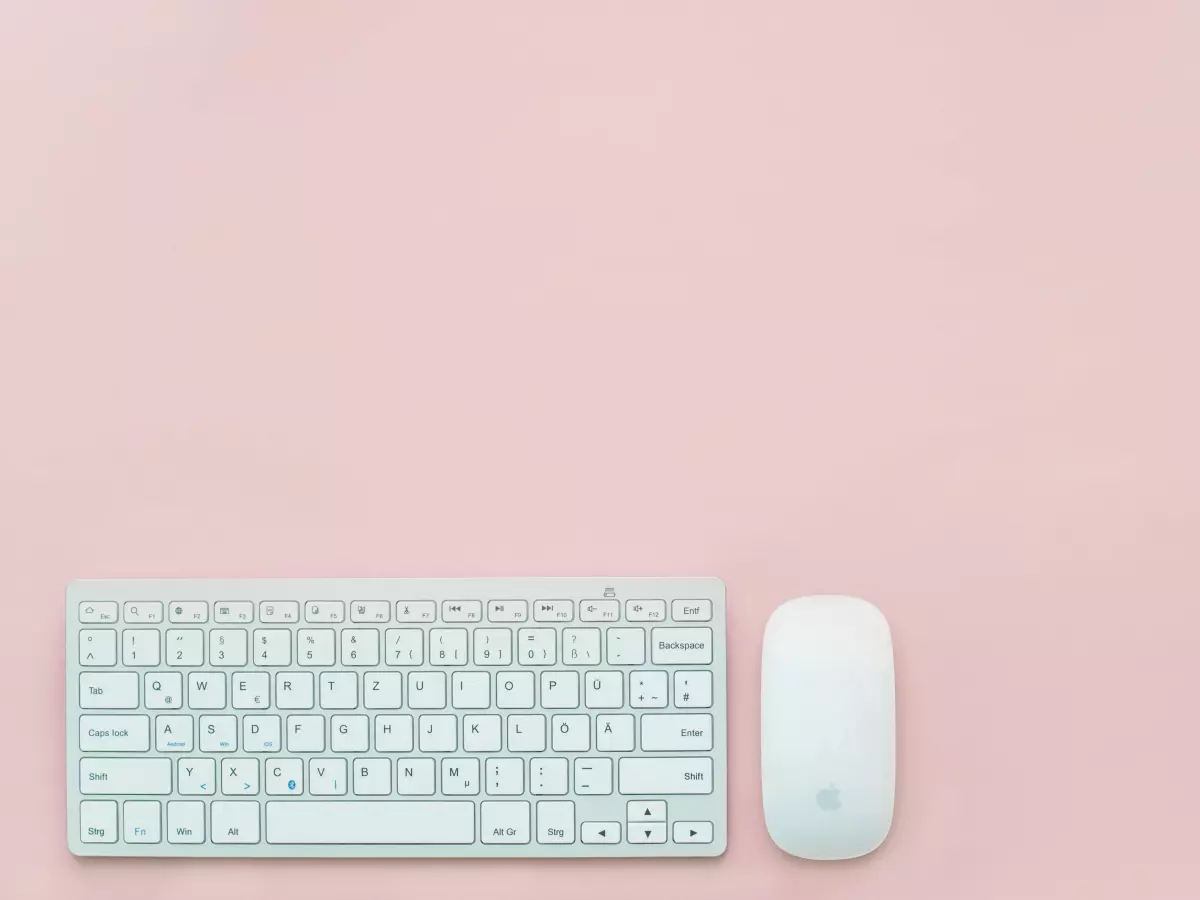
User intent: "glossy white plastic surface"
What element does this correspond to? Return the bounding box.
[761,595,895,860]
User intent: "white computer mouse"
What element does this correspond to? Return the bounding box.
[761,595,895,860]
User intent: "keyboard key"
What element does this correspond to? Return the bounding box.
[80,758,171,794]
[305,601,344,623]
[407,672,446,709]
[212,801,260,843]
[618,757,713,795]
[497,671,535,709]
[533,599,573,622]
[265,759,303,796]
[419,714,457,751]
[385,629,424,665]
[630,671,668,708]
[200,715,238,752]
[673,821,714,843]
[78,672,138,709]
[463,715,502,752]
[518,628,556,665]
[536,800,575,843]
[541,671,580,709]
[552,715,590,751]
[345,601,387,624]
[472,628,512,665]
[169,602,209,624]
[167,800,205,843]
[626,600,666,622]
[508,714,546,752]
[79,715,150,752]
[210,629,248,666]
[650,627,712,665]
[530,758,569,795]
[320,672,358,709]
[156,714,193,751]
[363,671,402,709]
[442,600,482,623]
[482,800,530,843]
[585,671,623,709]
[243,714,281,752]
[485,758,524,795]
[123,800,161,843]
[640,714,714,751]
[166,629,204,666]
[79,629,117,666]
[214,602,253,624]
[177,758,215,795]
[574,758,613,795]
[145,673,183,709]
[353,757,391,795]
[671,599,712,622]
[221,759,259,795]
[396,759,436,795]
[441,757,479,795]
[332,715,369,752]
[673,671,713,708]
[486,600,527,623]
[122,629,160,666]
[341,629,380,666]
[259,602,298,623]
[628,800,666,821]
[188,672,227,709]
[562,628,601,665]
[452,671,490,709]
[254,629,292,666]
[394,600,436,623]
[123,602,163,624]
[581,822,621,844]
[265,801,474,844]
[275,672,314,709]
[580,600,619,622]
[374,714,413,752]
[80,800,117,843]
[297,629,335,666]
[606,628,645,665]
[79,601,118,624]
[310,758,347,795]
[629,822,667,844]
[232,672,269,709]
[430,628,468,665]
[286,715,325,752]
[596,714,634,752]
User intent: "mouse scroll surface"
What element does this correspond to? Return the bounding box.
[761,596,895,860]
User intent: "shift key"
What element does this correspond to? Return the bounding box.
[618,757,713,795]
[80,758,171,794]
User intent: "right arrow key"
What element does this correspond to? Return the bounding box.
[672,821,714,844]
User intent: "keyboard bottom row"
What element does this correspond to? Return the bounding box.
[75,799,720,856]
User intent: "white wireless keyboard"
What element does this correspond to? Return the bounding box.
[67,577,726,858]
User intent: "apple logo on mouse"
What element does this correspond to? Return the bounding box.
[816,784,841,811]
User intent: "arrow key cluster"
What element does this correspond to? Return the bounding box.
[627,799,667,844]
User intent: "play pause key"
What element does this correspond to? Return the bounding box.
[673,821,714,844]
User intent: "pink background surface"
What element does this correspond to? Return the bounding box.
[2,3,1199,898]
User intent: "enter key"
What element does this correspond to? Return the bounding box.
[639,714,713,751]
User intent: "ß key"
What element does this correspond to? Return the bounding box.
[66,577,726,858]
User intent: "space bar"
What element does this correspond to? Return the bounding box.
[266,801,475,844]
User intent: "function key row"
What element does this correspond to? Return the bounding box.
[79,598,713,626]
